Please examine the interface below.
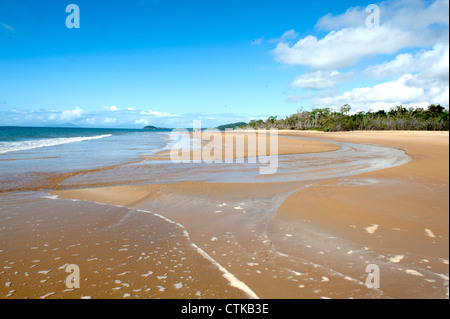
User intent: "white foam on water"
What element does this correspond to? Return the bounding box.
[365,224,379,234]
[117,271,129,276]
[135,208,260,299]
[436,273,449,281]
[288,270,304,276]
[174,282,183,289]
[424,228,436,238]
[40,292,55,299]
[41,195,59,200]
[0,134,112,154]
[141,271,153,277]
[389,255,404,263]
[405,269,424,277]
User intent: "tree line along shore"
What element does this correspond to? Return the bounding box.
[244,104,449,132]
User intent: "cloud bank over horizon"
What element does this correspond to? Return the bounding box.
[0,106,252,129]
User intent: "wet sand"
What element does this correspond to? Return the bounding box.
[1,131,448,299]
[148,131,341,161]
[272,131,449,298]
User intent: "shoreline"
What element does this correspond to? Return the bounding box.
[1,131,448,299]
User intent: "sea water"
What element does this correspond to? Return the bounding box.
[0,126,171,192]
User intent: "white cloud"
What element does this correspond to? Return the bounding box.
[365,53,415,78]
[272,25,422,70]
[273,0,449,111]
[280,29,298,41]
[316,0,449,36]
[291,70,352,89]
[366,43,449,79]
[311,74,449,112]
[267,29,299,44]
[127,107,135,111]
[315,7,367,30]
[103,105,120,111]
[60,106,84,122]
[272,0,448,70]
[141,110,178,117]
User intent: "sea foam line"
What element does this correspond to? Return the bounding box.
[136,209,259,299]
[40,194,258,298]
[0,134,112,154]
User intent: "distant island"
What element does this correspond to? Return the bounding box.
[143,125,173,131]
[216,122,248,131]
[143,122,248,131]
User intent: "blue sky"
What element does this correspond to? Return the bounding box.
[0,0,448,128]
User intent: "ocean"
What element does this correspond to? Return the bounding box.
[0,126,172,192]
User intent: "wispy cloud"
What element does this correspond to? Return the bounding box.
[291,70,352,90]
[141,110,179,117]
[1,22,15,33]
[251,36,264,46]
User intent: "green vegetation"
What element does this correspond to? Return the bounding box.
[246,104,449,131]
[143,125,172,131]
[216,122,248,131]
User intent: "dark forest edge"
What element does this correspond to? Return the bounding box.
[245,104,449,131]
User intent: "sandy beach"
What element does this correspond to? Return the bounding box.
[0,130,448,299]
[145,131,341,162]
